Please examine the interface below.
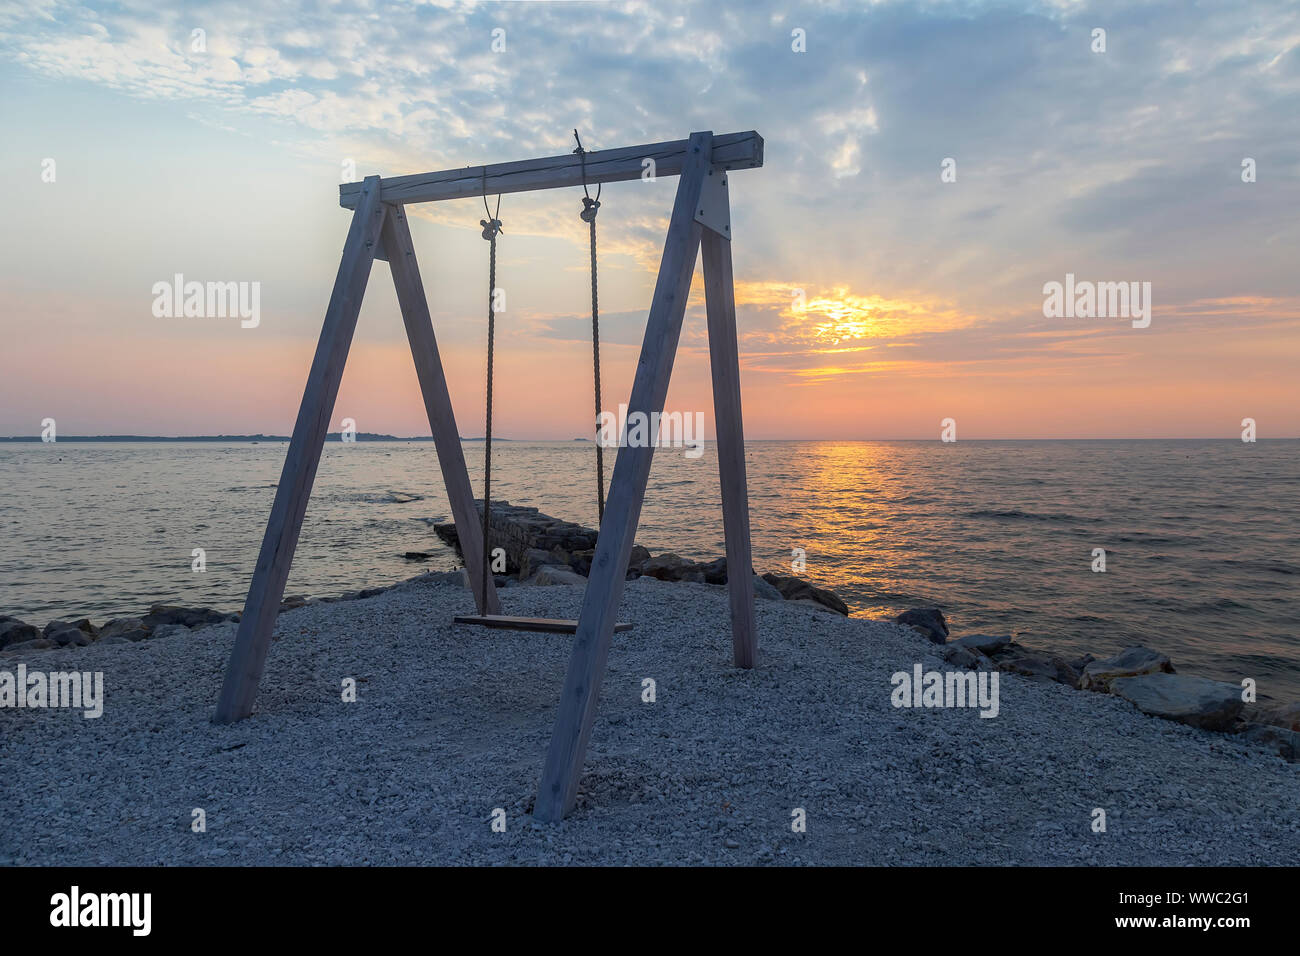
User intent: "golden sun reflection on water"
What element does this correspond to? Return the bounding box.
[750,440,905,598]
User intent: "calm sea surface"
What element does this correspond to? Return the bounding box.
[2,440,1296,700]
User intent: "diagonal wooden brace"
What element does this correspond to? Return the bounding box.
[532,132,714,822]
[383,205,501,616]
[215,177,387,724]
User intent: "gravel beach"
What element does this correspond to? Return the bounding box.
[3,575,1296,866]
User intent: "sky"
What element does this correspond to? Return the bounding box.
[1,0,1297,439]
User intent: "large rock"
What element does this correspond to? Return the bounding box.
[895,608,948,644]
[641,553,692,581]
[404,569,469,589]
[1069,653,1097,675]
[142,605,232,629]
[0,618,41,649]
[1110,673,1244,731]
[528,565,589,587]
[763,574,849,616]
[752,574,783,602]
[940,644,992,670]
[696,557,729,585]
[149,623,192,641]
[98,617,151,642]
[521,547,564,578]
[1079,646,1174,691]
[1251,701,1300,733]
[572,547,651,578]
[1240,723,1300,761]
[948,633,1011,654]
[972,636,1081,685]
[42,618,99,640]
[45,625,93,647]
[995,649,1080,686]
[1,638,56,654]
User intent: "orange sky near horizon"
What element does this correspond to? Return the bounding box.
[5,268,1296,440]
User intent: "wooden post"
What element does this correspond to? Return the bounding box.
[702,225,757,668]
[382,205,501,615]
[214,177,387,724]
[533,132,714,822]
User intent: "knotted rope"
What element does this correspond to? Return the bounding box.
[480,170,502,604]
[574,129,606,523]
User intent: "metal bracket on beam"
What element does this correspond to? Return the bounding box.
[694,167,730,239]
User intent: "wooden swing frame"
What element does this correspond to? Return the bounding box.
[214,130,764,822]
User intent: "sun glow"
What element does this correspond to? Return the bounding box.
[730,282,974,348]
[800,294,879,344]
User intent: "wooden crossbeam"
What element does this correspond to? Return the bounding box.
[339,130,763,208]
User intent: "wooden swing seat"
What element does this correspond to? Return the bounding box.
[454,614,632,634]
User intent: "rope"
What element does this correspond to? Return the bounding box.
[574,130,605,523]
[480,172,502,606]
[587,211,605,523]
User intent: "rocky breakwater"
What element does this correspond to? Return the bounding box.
[432,500,851,616]
[1,606,237,654]
[894,606,1300,762]
[0,596,354,656]
[0,503,852,659]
